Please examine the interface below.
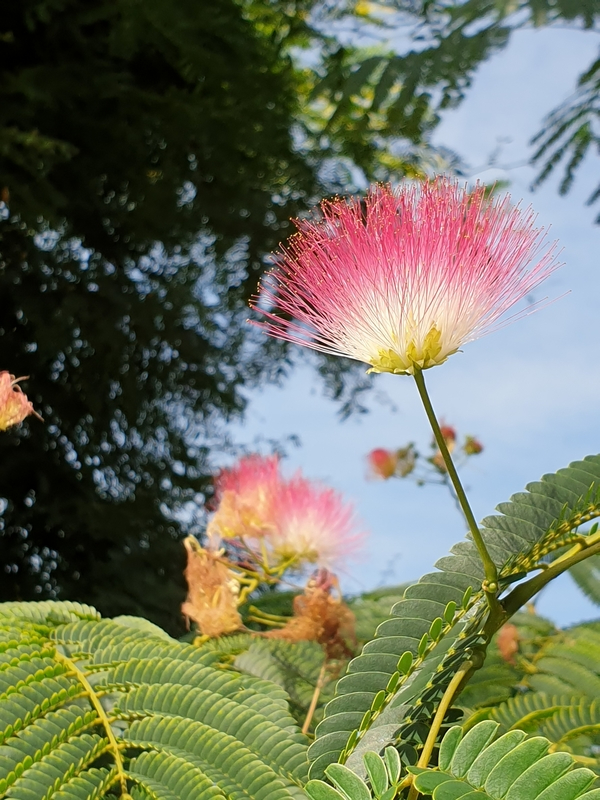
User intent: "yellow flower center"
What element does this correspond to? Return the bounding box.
[368,326,452,375]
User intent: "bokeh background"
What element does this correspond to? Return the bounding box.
[1,1,598,632]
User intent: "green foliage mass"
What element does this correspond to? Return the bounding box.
[0,600,309,800]
[2,456,600,798]
[308,454,600,779]
[531,54,600,218]
[1,0,313,250]
[310,0,599,197]
[192,587,409,732]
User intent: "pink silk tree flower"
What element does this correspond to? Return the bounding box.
[268,475,364,570]
[0,372,38,431]
[250,179,560,375]
[206,454,282,547]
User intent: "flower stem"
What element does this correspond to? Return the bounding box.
[413,369,498,594]
[302,659,328,736]
[406,660,473,800]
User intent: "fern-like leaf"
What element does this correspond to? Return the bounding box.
[0,601,309,799]
[570,555,600,607]
[309,455,600,779]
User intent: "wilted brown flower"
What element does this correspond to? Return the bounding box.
[264,569,356,659]
[181,537,243,638]
[0,372,40,431]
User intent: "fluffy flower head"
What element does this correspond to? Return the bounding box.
[207,454,364,570]
[250,179,560,375]
[0,372,37,431]
[207,454,281,546]
[268,474,364,569]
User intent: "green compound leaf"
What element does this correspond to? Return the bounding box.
[410,722,599,800]
[308,455,600,779]
[0,600,309,800]
[363,752,388,797]
[569,554,600,607]
[460,616,600,773]
[307,749,404,800]
[464,690,600,773]
[326,764,372,800]
[523,625,600,697]
[305,780,348,800]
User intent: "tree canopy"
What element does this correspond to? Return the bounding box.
[0,0,319,632]
[305,0,599,194]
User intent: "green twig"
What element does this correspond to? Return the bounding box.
[55,650,131,797]
[302,659,328,736]
[503,537,600,616]
[413,369,499,598]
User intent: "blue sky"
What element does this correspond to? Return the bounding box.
[230,25,600,626]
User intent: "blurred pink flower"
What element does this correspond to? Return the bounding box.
[0,372,38,431]
[250,179,560,375]
[207,454,364,570]
[269,474,364,569]
[207,454,281,546]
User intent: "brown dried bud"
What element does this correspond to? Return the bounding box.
[264,569,356,660]
[497,623,520,664]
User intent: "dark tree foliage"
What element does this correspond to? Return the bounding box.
[0,0,317,632]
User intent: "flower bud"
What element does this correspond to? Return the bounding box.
[464,435,484,455]
[439,424,457,444]
[368,448,398,479]
[395,445,416,477]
